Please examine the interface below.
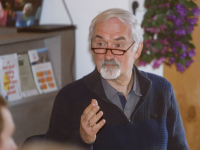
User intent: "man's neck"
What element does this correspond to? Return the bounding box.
[106,71,134,99]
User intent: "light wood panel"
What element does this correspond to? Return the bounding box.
[164,2,200,150]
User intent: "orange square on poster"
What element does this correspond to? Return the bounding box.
[39,78,45,83]
[46,70,52,75]
[49,82,55,88]
[40,84,47,90]
[37,72,44,77]
[46,76,53,82]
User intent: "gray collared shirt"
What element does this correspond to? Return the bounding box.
[101,66,142,119]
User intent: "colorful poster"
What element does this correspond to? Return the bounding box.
[28,48,57,94]
[0,53,22,101]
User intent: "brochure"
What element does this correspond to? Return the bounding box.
[18,53,38,97]
[28,48,58,94]
[0,53,22,101]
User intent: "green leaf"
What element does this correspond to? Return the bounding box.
[188,43,195,48]
[178,59,186,65]
[157,33,166,39]
[154,41,163,51]
[187,1,197,8]
[144,0,151,8]
[140,53,154,63]
[186,34,192,40]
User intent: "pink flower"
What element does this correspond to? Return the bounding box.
[159,25,167,31]
[164,3,170,8]
[153,57,166,69]
[152,47,158,52]
[139,61,148,66]
[161,46,168,54]
[158,39,167,44]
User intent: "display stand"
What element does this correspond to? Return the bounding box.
[0,25,76,146]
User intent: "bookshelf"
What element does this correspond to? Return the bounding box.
[0,26,76,146]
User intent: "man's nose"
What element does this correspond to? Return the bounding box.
[105,49,114,60]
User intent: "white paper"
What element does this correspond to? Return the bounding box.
[0,53,22,101]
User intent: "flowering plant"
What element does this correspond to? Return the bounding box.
[140,0,200,73]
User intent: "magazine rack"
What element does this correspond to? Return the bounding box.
[0,25,75,146]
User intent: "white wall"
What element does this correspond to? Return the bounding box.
[40,0,163,80]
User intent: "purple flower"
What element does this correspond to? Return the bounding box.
[192,7,200,17]
[182,45,188,51]
[179,52,187,59]
[167,14,176,21]
[173,41,183,47]
[185,60,194,68]
[171,41,184,54]
[171,47,177,53]
[170,57,175,64]
[186,18,198,25]
[174,17,184,26]
[171,41,183,53]
[187,48,196,57]
[188,25,194,34]
[175,4,187,17]
[174,27,186,36]
[176,63,185,73]
[153,57,166,69]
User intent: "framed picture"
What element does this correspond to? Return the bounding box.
[0,0,43,27]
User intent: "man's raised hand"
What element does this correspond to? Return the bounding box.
[80,99,106,144]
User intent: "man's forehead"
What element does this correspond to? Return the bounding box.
[93,20,132,41]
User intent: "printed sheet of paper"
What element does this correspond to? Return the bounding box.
[28,48,58,94]
[18,53,38,98]
[0,53,22,101]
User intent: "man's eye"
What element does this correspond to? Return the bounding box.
[98,42,105,46]
[116,44,123,48]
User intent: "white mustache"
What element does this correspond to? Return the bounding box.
[100,59,120,67]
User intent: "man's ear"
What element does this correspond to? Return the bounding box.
[133,42,143,59]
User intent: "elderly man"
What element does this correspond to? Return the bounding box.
[46,8,188,150]
[0,95,17,150]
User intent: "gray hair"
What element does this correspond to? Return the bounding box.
[89,8,143,51]
[24,3,33,11]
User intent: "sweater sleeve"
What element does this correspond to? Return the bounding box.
[45,94,93,150]
[167,86,189,150]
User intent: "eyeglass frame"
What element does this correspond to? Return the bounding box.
[91,40,135,56]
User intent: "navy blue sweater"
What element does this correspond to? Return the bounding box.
[46,66,189,150]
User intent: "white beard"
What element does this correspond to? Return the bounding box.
[100,59,121,80]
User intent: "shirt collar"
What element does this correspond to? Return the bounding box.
[132,66,142,96]
[101,66,142,100]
